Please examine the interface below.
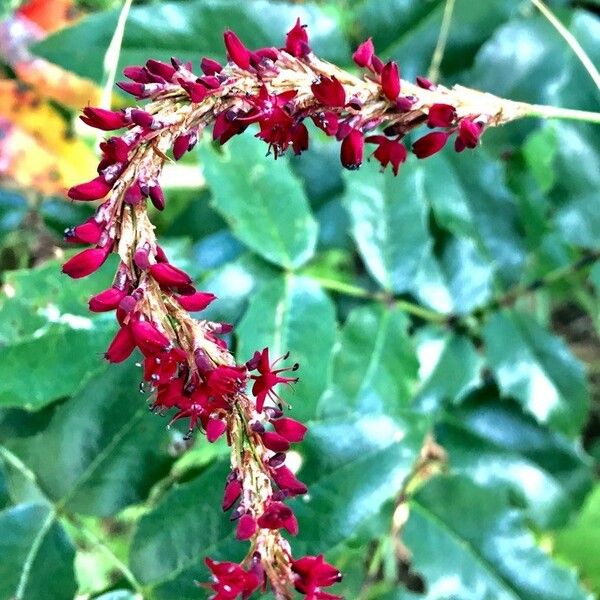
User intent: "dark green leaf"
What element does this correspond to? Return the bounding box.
[318,304,418,419]
[4,362,173,516]
[201,136,318,269]
[404,475,588,600]
[0,503,77,600]
[236,274,337,422]
[35,0,350,83]
[483,310,588,435]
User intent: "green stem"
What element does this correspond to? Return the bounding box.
[427,0,456,82]
[524,104,600,124]
[311,276,447,323]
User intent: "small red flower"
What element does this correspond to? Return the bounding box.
[105,325,136,363]
[292,555,343,600]
[224,30,252,70]
[340,129,364,170]
[64,220,103,245]
[80,107,126,131]
[67,176,112,201]
[380,61,400,101]
[272,417,307,442]
[201,57,223,75]
[207,365,248,398]
[285,18,310,58]
[257,501,298,535]
[261,431,290,452]
[249,348,298,412]
[352,38,375,69]
[455,117,483,151]
[149,262,192,287]
[222,478,242,511]
[236,514,257,541]
[271,465,307,497]
[412,131,450,159]
[427,103,457,128]
[89,287,126,312]
[148,184,165,210]
[130,319,171,356]
[365,135,407,175]
[311,76,346,108]
[62,247,110,279]
[175,291,216,312]
[206,417,227,443]
[145,59,176,81]
[203,558,260,600]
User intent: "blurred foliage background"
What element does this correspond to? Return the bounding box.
[0,0,599,599]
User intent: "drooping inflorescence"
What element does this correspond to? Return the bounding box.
[62,19,536,600]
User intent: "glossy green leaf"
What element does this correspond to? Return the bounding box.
[200,136,318,269]
[292,411,429,554]
[0,503,77,600]
[437,400,593,528]
[412,328,481,413]
[318,304,418,419]
[483,310,588,435]
[342,159,431,293]
[129,459,239,600]
[3,362,173,516]
[404,475,589,600]
[236,274,337,422]
[35,0,350,82]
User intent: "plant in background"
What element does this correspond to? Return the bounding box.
[60,17,600,600]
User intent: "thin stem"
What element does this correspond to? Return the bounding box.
[65,513,144,594]
[100,0,134,110]
[524,103,600,124]
[427,0,456,82]
[310,276,447,323]
[530,0,600,91]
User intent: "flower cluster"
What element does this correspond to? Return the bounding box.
[63,19,532,599]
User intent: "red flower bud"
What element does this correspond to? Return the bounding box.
[149,262,192,287]
[130,109,154,128]
[180,81,208,103]
[257,501,298,535]
[261,431,290,452]
[201,57,223,76]
[311,76,346,108]
[412,131,450,159]
[123,65,150,83]
[62,247,110,279]
[176,292,216,312]
[123,180,145,205]
[222,478,242,511]
[272,417,307,442]
[340,129,364,170]
[353,38,375,69]
[455,118,483,152]
[130,319,170,356]
[224,30,252,70]
[80,107,126,131]
[148,184,165,210]
[272,465,308,496]
[173,133,193,161]
[236,514,257,541]
[206,418,227,443]
[380,61,400,101]
[105,325,136,363]
[67,176,112,201]
[427,103,457,128]
[65,220,103,244]
[285,18,310,58]
[89,287,127,312]
[145,59,176,81]
[416,75,435,90]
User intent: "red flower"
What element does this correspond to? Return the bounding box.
[340,129,364,170]
[352,38,375,69]
[222,478,242,511]
[257,501,298,535]
[365,135,407,175]
[285,18,310,58]
[206,417,227,443]
[455,117,483,151]
[62,247,110,279]
[105,325,136,363]
[64,219,103,245]
[427,103,456,128]
[201,57,223,75]
[67,176,112,201]
[176,291,216,312]
[149,262,192,287]
[203,558,260,600]
[130,319,171,356]
[412,131,450,159]
[311,76,346,108]
[145,59,176,81]
[271,465,307,497]
[261,431,290,452]
[292,555,343,600]
[80,107,126,131]
[236,514,257,541]
[224,30,252,70]
[416,75,435,90]
[207,365,248,398]
[249,348,298,412]
[148,184,165,210]
[89,287,126,312]
[380,61,400,101]
[272,417,307,442]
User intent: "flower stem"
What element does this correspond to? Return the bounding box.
[428,0,456,83]
[523,103,600,124]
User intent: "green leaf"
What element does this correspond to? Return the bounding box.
[0,503,77,600]
[200,136,317,269]
[34,0,350,83]
[555,484,600,595]
[342,159,431,293]
[483,310,588,435]
[318,304,418,419]
[291,411,430,555]
[129,459,238,600]
[437,399,593,528]
[3,362,173,516]
[404,475,589,600]
[236,274,337,422]
[412,328,481,413]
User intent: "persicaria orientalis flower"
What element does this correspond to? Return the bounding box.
[63,17,542,599]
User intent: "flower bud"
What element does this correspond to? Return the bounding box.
[62,247,110,279]
[340,129,364,170]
